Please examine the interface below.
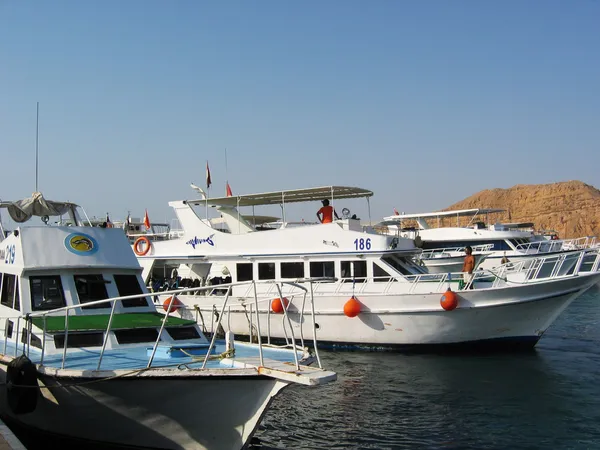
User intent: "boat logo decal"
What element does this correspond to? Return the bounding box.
[65,233,99,255]
[186,234,215,249]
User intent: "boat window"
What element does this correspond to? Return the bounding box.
[341,261,367,283]
[167,326,200,340]
[30,276,66,311]
[114,328,159,344]
[1,274,18,310]
[381,256,414,276]
[309,261,335,278]
[258,263,275,280]
[281,262,304,279]
[74,275,110,309]
[54,332,104,348]
[236,263,253,282]
[373,263,392,282]
[114,274,150,308]
[21,329,42,349]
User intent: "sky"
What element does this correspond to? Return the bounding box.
[1,1,599,226]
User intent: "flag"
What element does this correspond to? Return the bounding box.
[106,213,113,228]
[143,209,151,231]
[206,161,212,189]
[394,208,399,215]
[226,182,233,197]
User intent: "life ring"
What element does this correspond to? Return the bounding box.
[133,236,151,256]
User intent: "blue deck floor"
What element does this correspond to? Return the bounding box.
[1,340,305,372]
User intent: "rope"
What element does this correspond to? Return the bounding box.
[178,347,235,361]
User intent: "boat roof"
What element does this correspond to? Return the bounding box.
[501,222,535,229]
[0,192,81,223]
[187,186,374,207]
[382,208,505,223]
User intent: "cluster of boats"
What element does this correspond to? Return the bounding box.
[0,185,599,449]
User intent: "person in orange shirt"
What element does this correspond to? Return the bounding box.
[462,245,476,289]
[317,199,339,224]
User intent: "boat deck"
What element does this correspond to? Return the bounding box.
[2,340,306,372]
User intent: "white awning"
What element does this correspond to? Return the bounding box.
[186,186,374,207]
[0,192,79,223]
[381,208,505,224]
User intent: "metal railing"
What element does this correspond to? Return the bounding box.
[1,279,325,373]
[516,236,598,253]
[417,244,494,260]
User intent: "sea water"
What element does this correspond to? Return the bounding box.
[253,285,600,449]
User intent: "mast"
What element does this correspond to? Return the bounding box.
[35,102,40,192]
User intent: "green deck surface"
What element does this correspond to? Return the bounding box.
[30,312,196,333]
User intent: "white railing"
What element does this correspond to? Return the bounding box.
[418,244,494,260]
[516,236,598,253]
[274,249,600,295]
[3,279,327,373]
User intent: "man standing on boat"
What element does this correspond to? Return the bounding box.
[317,199,340,223]
[462,246,475,289]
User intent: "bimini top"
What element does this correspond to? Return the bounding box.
[381,208,505,224]
[187,186,374,207]
[0,192,80,223]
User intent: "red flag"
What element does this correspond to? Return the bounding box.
[226,182,232,197]
[143,209,151,231]
[106,213,113,228]
[206,161,212,189]
[394,208,399,215]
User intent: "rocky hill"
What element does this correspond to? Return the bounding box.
[443,180,600,239]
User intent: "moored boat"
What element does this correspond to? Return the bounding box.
[134,185,600,350]
[0,193,336,449]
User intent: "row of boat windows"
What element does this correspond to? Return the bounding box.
[0,273,147,311]
[10,325,200,349]
[235,257,416,282]
[421,239,527,251]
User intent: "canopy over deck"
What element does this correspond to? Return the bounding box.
[187,186,374,207]
[0,192,80,223]
[381,208,505,224]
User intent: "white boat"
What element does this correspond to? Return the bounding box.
[378,208,598,271]
[133,185,600,350]
[414,244,493,274]
[0,193,336,450]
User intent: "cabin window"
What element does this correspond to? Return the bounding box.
[1,274,18,309]
[309,261,335,278]
[281,262,304,279]
[114,274,149,308]
[30,276,66,311]
[54,332,104,348]
[114,328,159,344]
[341,261,367,283]
[167,326,200,340]
[382,256,414,276]
[236,263,253,282]
[74,275,110,309]
[373,263,392,282]
[258,263,275,280]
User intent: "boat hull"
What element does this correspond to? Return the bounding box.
[0,369,287,450]
[179,273,600,349]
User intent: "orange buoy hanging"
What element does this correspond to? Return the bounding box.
[440,288,458,311]
[163,296,183,313]
[271,297,289,314]
[133,236,151,256]
[344,296,362,318]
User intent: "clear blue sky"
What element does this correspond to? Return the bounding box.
[1,1,599,224]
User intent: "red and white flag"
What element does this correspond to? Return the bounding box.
[393,208,400,215]
[226,182,233,197]
[143,209,151,231]
[206,161,212,189]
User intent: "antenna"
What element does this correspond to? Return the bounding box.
[225,148,229,181]
[35,102,40,192]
